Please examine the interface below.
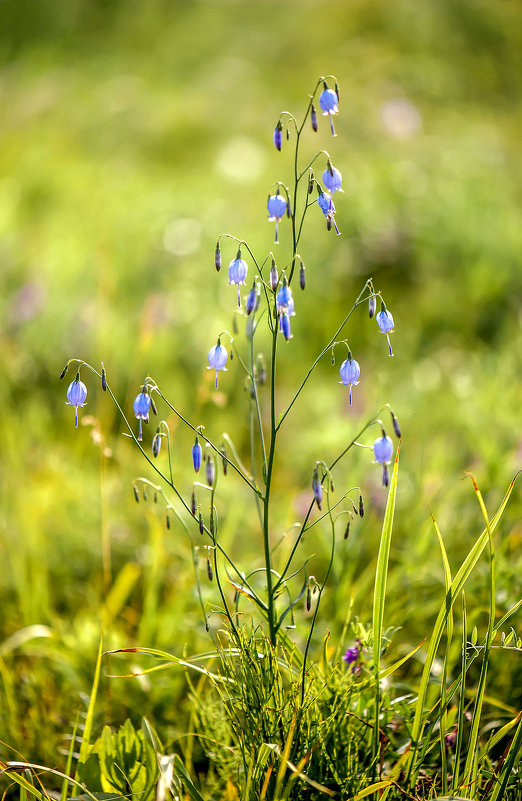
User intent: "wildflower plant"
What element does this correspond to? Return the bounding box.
[54,76,522,801]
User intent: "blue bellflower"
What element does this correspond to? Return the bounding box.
[376,305,395,356]
[228,254,248,307]
[319,87,339,136]
[66,375,87,428]
[267,194,287,243]
[322,166,342,194]
[208,339,228,388]
[318,192,340,234]
[339,356,360,406]
[133,387,151,442]
[373,433,394,487]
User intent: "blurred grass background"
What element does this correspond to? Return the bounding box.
[0,0,521,769]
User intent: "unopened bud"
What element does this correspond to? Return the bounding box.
[59,364,68,380]
[368,296,376,319]
[326,216,333,232]
[150,396,157,416]
[133,486,140,504]
[142,486,148,501]
[152,431,161,458]
[344,520,351,540]
[270,261,279,291]
[199,512,204,534]
[335,81,340,99]
[359,495,364,518]
[207,557,213,581]
[166,513,170,529]
[391,413,402,439]
[220,447,228,475]
[215,241,221,271]
[311,103,318,132]
[154,491,158,503]
[299,264,306,290]
[191,490,196,516]
[101,366,107,391]
[306,587,312,612]
[308,170,315,194]
[206,456,215,488]
[312,469,323,510]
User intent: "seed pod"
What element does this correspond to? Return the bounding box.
[207,557,213,581]
[344,520,351,540]
[359,495,364,518]
[215,241,221,271]
[191,490,197,516]
[306,587,312,612]
[133,486,140,503]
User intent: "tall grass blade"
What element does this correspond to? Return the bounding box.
[371,445,400,765]
[406,472,519,788]
[489,714,522,801]
[76,634,103,774]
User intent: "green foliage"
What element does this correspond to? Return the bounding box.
[76,720,158,801]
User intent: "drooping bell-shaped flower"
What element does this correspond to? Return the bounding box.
[66,374,87,428]
[322,165,342,194]
[280,312,291,341]
[373,432,394,487]
[317,192,340,234]
[273,120,283,151]
[276,282,294,316]
[376,303,395,357]
[228,251,248,307]
[267,193,287,244]
[192,436,202,473]
[208,338,228,389]
[319,87,339,136]
[133,386,151,442]
[339,355,360,406]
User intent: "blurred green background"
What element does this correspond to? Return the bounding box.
[0,0,521,769]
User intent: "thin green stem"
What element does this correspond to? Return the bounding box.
[263,322,279,646]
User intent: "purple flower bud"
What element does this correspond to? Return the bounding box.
[270,260,279,291]
[344,520,351,540]
[359,494,364,518]
[101,366,107,391]
[246,285,256,315]
[198,512,204,534]
[311,103,318,132]
[205,456,215,488]
[312,470,323,510]
[228,255,248,307]
[368,296,377,319]
[207,557,213,581]
[299,264,306,290]
[215,241,221,272]
[322,166,342,194]
[273,120,283,151]
[152,431,161,458]
[339,356,360,406]
[192,437,202,473]
[191,490,197,516]
[208,340,228,389]
[391,413,401,439]
[66,375,88,428]
[59,364,69,380]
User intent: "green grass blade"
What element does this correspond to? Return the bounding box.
[490,714,522,801]
[406,472,519,787]
[76,634,103,774]
[172,755,205,801]
[61,711,80,801]
[371,445,400,765]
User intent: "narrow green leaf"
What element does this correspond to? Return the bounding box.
[172,755,205,801]
[77,634,103,772]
